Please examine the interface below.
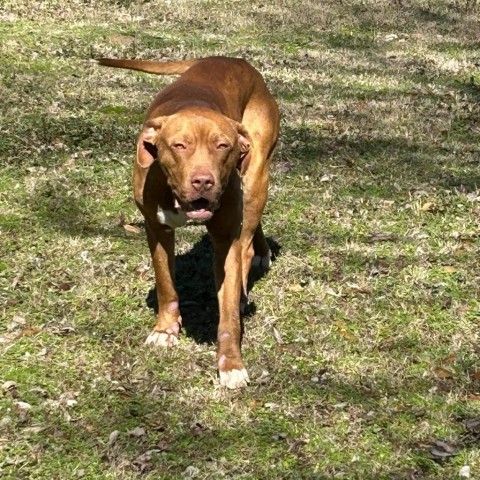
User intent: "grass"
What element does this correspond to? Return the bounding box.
[1,0,480,478]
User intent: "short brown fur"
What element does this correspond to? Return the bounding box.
[97,56,279,388]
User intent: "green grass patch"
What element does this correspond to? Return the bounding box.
[1,0,480,479]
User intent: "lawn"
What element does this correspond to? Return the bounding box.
[1,0,480,478]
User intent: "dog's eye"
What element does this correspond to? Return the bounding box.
[173,143,186,150]
[217,143,230,150]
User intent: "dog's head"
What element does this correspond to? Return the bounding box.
[137,109,251,221]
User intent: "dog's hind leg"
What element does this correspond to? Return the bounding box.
[238,89,279,305]
[251,222,271,271]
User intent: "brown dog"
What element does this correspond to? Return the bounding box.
[97,56,279,388]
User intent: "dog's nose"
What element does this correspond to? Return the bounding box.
[191,172,215,191]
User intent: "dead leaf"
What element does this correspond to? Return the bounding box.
[442,266,457,273]
[156,438,169,451]
[464,394,480,401]
[421,202,436,212]
[339,329,357,341]
[8,315,26,331]
[30,387,48,397]
[181,466,199,478]
[325,286,341,297]
[434,366,454,379]
[470,371,480,380]
[190,423,207,437]
[367,233,399,243]
[430,439,456,459]
[22,425,45,434]
[57,282,74,291]
[77,150,92,158]
[132,449,161,473]
[108,430,120,446]
[404,468,417,480]
[21,327,40,336]
[465,418,480,431]
[382,33,399,42]
[271,432,287,441]
[272,327,284,345]
[59,326,75,335]
[431,447,454,459]
[347,283,372,295]
[15,401,32,411]
[107,34,134,45]
[128,426,146,437]
[335,321,357,341]
[288,438,307,453]
[11,271,23,289]
[124,224,141,235]
[0,416,12,427]
[274,161,291,173]
[116,213,126,227]
[442,353,457,364]
[433,440,455,453]
[255,370,270,385]
[289,284,303,292]
[0,331,22,344]
[2,381,17,392]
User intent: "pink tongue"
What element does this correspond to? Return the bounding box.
[186,209,213,220]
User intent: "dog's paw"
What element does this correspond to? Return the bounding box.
[252,249,271,271]
[144,330,179,348]
[219,368,250,389]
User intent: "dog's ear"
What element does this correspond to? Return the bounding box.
[235,123,252,175]
[136,117,165,168]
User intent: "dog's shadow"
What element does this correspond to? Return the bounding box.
[146,234,280,344]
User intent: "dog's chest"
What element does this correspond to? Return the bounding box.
[157,208,189,229]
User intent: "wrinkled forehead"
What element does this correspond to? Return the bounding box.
[162,112,236,141]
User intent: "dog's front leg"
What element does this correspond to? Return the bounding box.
[144,220,181,347]
[211,235,249,388]
[208,185,249,388]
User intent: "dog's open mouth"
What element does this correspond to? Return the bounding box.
[174,197,214,221]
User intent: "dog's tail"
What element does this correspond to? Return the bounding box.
[95,58,197,75]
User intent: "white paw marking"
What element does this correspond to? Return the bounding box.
[144,330,179,348]
[252,249,271,270]
[219,368,250,389]
[157,208,188,229]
